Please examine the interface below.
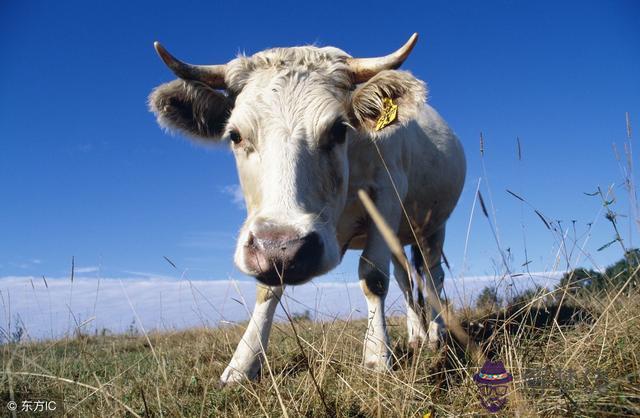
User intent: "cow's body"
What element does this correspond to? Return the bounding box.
[149,34,466,385]
[338,104,465,252]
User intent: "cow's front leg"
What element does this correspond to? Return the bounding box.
[359,248,392,371]
[219,284,283,386]
[359,189,404,371]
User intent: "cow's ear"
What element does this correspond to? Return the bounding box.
[349,70,427,137]
[149,79,233,141]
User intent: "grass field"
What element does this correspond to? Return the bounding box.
[3,120,638,417]
[2,280,639,417]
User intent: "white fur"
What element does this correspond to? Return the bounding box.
[361,280,392,371]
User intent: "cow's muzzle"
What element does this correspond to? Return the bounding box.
[243,225,323,286]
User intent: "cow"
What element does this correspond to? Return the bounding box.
[149,33,466,386]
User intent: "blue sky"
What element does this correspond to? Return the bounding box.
[1,0,639,281]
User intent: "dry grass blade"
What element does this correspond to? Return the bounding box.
[534,209,551,230]
[506,189,525,202]
[163,256,177,269]
[477,191,489,218]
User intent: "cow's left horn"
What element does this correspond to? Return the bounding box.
[347,33,418,84]
[154,42,227,89]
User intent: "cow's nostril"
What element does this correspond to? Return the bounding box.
[243,229,324,285]
[252,225,298,249]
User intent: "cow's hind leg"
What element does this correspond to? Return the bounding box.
[413,227,446,350]
[391,254,428,348]
[219,284,283,386]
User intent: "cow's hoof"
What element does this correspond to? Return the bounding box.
[219,367,251,387]
[427,339,442,351]
[408,338,426,351]
[408,337,442,352]
[363,355,392,372]
[428,321,444,351]
[406,310,428,344]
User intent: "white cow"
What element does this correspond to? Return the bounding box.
[149,33,466,386]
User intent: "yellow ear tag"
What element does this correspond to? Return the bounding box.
[374,97,398,131]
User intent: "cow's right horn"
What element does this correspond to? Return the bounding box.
[154,42,227,89]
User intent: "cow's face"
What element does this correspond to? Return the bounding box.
[225,61,352,286]
[149,35,426,285]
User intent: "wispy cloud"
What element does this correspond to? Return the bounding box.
[221,184,245,210]
[75,266,100,274]
[8,259,43,269]
[121,270,177,280]
[180,231,236,251]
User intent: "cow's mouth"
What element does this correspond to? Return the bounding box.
[244,231,325,286]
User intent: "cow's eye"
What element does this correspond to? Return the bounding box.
[329,119,347,144]
[322,119,347,151]
[229,130,242,145]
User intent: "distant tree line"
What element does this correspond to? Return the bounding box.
[475,249,640,310]
[559,249,639,295]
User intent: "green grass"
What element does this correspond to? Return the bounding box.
[2,286,639,417]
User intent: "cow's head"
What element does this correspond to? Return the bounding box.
[149,34,426,286]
